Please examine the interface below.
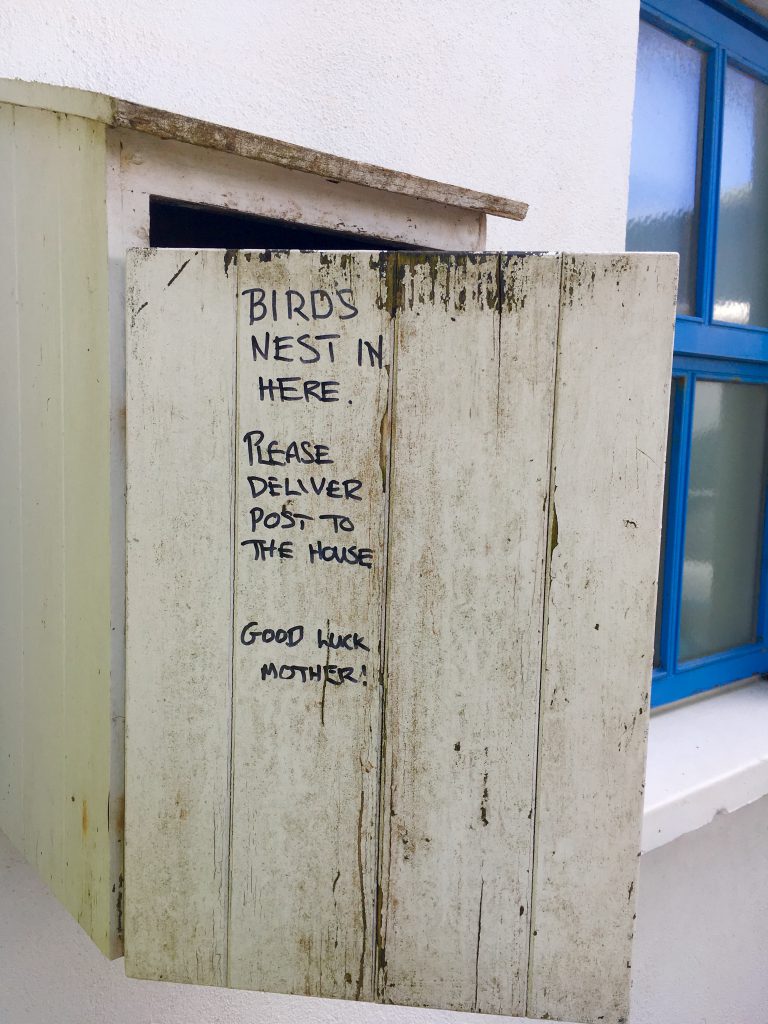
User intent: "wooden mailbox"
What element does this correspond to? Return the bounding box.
[0,78,513,963]
[125,248,677,1022]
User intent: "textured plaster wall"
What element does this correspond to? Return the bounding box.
[0,0,641,252]
[630,795,768,1024]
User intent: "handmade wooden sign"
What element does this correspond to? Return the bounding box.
[125,249,677,1023]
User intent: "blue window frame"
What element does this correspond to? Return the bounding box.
[629,0,768,706]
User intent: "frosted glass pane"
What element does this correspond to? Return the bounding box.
[626,20,705,316]
[679,381,768,661]
[714,66,768,326]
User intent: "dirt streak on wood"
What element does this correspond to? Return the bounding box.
[376,253,560,1015]
[124,249,236,984]
[526,253,678,1024]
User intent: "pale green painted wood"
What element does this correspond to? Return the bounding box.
[57,111,113,953]
[0,79,113,123]
[0,103,25,850]
[15,103,67,901]
[0,103,114,955]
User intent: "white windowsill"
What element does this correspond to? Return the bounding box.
[642,676,768,852]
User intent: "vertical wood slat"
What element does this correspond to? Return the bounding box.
[125,249,236,983]
[57,112,113,952]
[0,103,24,850]
[15,107,67,899]
[0,103,114,954]
[228,252,392,998]
[527,253,678,1024]
[377,254,559,1015]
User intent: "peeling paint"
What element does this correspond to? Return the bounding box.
[223,249,237,276]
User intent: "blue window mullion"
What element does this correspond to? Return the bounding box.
[754,457,768,644]
[656,376,684,671]
[637,0,768,705]
[697,44,726,322]
[661,371,695,673]
[652,648,768,706]
[674,317,768,362]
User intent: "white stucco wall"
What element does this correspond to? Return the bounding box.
[631,795,768,1024]
[0,0,641,253]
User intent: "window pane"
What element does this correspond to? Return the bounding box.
[654,378,680,667]
[679,380,768,661]
[626,20,705,316]
[714,66,768,327]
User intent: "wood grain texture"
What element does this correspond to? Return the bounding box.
[377,254,560,1015]
[125,249,237,983]
[527,253,678,1024]
[122,249,676,1021]
[228,252,392,998]
[0,104,113,953]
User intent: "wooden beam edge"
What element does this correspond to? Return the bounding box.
[0,78,528,221]
[109,98,527,223]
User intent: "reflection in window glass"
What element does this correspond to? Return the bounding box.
[626,20,705,315]
[654,379,680,667]
[714,66,768,327]
[679,380,768,661]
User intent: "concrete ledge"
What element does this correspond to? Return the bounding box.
[642,677,768,852]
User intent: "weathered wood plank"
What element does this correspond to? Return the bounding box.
[14,105,67,899]
[57,112,113,955]
[228,252,392,998]
[125,249,237,983]
[121,248,672,1020]
[0,77,525,223]
[112,128,484,254]
[111,100,527,222]
[0,78,527,223]
[527,253,677,1024]
[377,254,560,1015]
[0,104,115,956]
[0,103,24,850]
